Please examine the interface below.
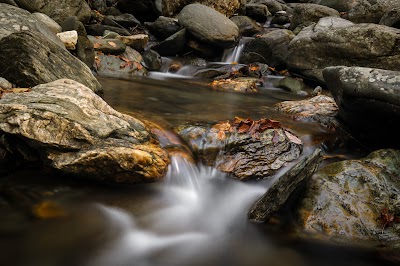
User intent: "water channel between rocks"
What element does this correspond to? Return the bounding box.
[0,74,393,266]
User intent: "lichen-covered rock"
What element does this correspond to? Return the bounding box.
[0,79,169,184]
[0,31,101,94]
[0,3,64,47]
[162,0,245,17]
[289,3,340,30]
[176,118,303,180]
[296,149,400,248]
[210,78,260,94]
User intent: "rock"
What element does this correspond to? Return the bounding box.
[0,31,101,94]
[0,3,64,48]
[379,7,400,28]
[289,3,340,31]
[240,29,294,68]
[94,50,147,79]
[103,14,141,28]
[296,149,400,247]
[102,30,120,39]
[210,77,260,93]
[89,37,126,55]
[90,0,107,12]
[248,148,322,222]
[276,76,307,94]
[250,0,284,14]
[116,34,148,51]
[287,17,400,83]
[310,0,358,12]
[151,29,186,56]
[104,7,122,16]
[322,66,400,147]
[0,78,13,90]
[230,16,263,37]
[144,16,182,41]
[142,50,162,71]
[186,38,222,59]
[343,0,399,24]
[32,13,62,34]
[178,4,239,48]
[245,4,271,22]
[0,79,169,184]
[85,24,131,37]
[76,36,95,68]
[161,0,245,18]
[57,30,78,50]
[13,0,91,24]
[271,11,291,26]
[275,95,338,127]
[61,16,87,37]
[176,118,303,180]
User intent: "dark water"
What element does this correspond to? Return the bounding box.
[0,74,394,266]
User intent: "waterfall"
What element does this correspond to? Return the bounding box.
[221,37,252,63]
[86,154,266,266]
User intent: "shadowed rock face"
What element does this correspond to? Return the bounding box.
[0,30,102,94]
[176,122,303,180]
[0,79,169,184]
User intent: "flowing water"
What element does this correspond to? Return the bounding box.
[0,62,395,265]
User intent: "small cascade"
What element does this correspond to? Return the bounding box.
[221,37,252,63]
[87,152,266,266]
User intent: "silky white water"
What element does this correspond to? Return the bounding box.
[86,155,266,266]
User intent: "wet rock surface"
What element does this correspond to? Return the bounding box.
[176,117,303,180]
[296,149,400,248]
[0,79,169,184]
[275,95,338,127]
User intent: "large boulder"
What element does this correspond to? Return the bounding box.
[310,0,359,12]
[0,3,64,47]
[176,117,303,180]
[296,149,400,248]
[12,0,91,24]
[287,17,400,83]
[323,66,400,147]
[0,79,169,184]
[178,4,239,48]
[0,31,101,94]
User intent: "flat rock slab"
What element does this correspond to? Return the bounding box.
[176,117,303,180]
[0,79,169,184]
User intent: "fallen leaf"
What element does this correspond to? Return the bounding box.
[32,200,67,219]
[217,130,226,141]
[93,42,102,49]
[108,41,117,47]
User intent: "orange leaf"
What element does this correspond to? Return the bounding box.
[217,130,226,140]
[108,41,117,47]
[93,43,102,49]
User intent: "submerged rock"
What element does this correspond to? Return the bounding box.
[296,149,400,248]
[210,77,260,94]
[176,117,303,180]
[0,79,169,184]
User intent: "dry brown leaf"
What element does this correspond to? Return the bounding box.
[217,130,226,141]
[93,43,102,49]
[108,41,117,47]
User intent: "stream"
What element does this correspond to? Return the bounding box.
[0,58,395,266]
